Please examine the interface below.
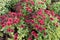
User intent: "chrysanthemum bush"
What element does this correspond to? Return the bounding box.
[0,0,60,40]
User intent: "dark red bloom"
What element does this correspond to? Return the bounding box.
[50,17,54,21]
[39,27,44,32]
[45,10,51,16]
[0,15,6,20]
[20,25,25,28]
[39,19,44,25]
[14,33,18,40]
[31,31,38,38]
[6,21,12,26]
[25,20,30,23]
[51,10,55,16]
[17,12,23,17]
[8,18,13,22]
[32,15,37,18]
[35,24,40,29]
[44,32,47,36]
[9,12,17,17]
[26,6,33,13]
[6,18,13,26]
[30,19,34,23]
[1,23,6,28]
[37,9,43,15]
[41,14,46,19]
[7,28,14,32]
[14,18,20,24]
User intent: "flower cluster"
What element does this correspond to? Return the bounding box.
[0,0,60,40]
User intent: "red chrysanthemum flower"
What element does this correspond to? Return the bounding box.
[7,28,14,32]
[39,19,44,25]
[31,31,38,38]
[35,24,40,30]
[39,27,44,32]
[14,33,18,40]
[14,18,20,24]
[50,17,54,21]
[1,23,6,28]
[45,10,51,16]
[51,10,55,16]
[6,21,12,26]
[20,25,25,28]
[37,9,43,15]
[8,18,13,22]
[26,6,33,13]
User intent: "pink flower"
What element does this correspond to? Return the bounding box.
[30,20,34,23]
[28,37,32,40]
[14,33,18,40]
[39,27,43,32]
[57,16,60,20]
[25,20,30,23]
[26,6,33,13]
[37,9,43,15]
[14,18,20,24]
[8,18,13,22]
[31,31,38,38]
[9,12,17,17]
[1,23,6,28]
[7,28,14,32]
[41,14,46,19]
[45,10,51,16]
[20,25,25,28]
[32,15,37,18]
[35,24,40,29]
[0,15,6,20]
[26,7,32,13]
[39,19,44,25]
[6,21,12,26]
[6,18,13,26]
[17,12,23,17]
[50,17,54,21]
[51,10,55,16]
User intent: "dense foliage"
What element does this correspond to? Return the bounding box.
[0,0,11,15]
[50,2,60,14]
